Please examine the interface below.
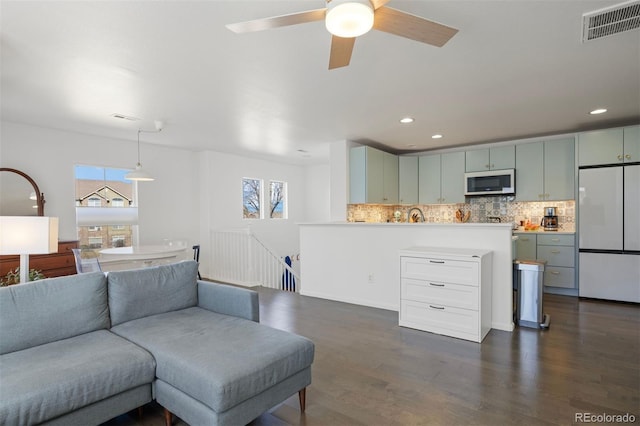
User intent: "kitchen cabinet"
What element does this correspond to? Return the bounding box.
[578,125,640,166]
[513,233,576,290]
[514,233,537,260]
[399,247,493,343]
[515,138,574,201]
[465,146,515,172]
[537,234,575,289]
[399,156,418,204]
[579,253,640,303]
[418,152,465,204]
[349,146,398,204]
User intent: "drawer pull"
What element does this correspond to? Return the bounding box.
[429,305,445,310]
[551,238,560,242]
[429,282,445,287]
[429,260,445,264]
[550,249,560,253]
[550,271,560,275]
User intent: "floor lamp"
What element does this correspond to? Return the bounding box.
[0,216,59,284]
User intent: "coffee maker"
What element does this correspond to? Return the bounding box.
[541,207,558,231]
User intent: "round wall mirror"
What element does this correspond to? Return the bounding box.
[0,168,45,216]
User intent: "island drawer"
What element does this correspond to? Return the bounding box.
[400,299,479,342]
[401,257,479,286]
[401,278,479,310]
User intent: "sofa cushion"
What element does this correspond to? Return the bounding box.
[108,260,198,326]
[111,307,315,412]
[0,272,109,355]
[0,330,156,426]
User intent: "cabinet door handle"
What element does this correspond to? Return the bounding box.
[429,282,445,287]
[626,154,631,160]
[485,164,490,169]
[491,164,495,168]
[429,260,445,264]
[550,249,560,253]
[618,155,623,161]
[429,305,445,310]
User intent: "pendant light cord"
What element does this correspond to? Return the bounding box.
[137,130,142,166]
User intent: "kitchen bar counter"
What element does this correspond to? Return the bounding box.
[299,222,514,332]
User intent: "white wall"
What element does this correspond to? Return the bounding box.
[0,121,334,280]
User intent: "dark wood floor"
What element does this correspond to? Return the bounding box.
[104,289,639,426]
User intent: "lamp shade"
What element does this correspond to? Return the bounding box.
[0,216,59,255]
[124,164,154,181]
[325,0,374,38]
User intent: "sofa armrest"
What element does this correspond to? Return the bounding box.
[197,281,259,322]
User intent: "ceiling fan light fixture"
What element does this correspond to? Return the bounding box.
[325,0,374,38]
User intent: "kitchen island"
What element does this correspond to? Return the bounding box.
[299,222,515,332]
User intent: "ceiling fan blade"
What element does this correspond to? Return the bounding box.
[373,6,458,47]
[370,0,391,10]
[329,36,356,70]
[226,8,326,33]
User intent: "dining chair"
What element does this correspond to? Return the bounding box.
[71,248,102,274]
[192,245,202,280]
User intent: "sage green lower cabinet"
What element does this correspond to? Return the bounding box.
[513,233,576,293]
[514,233,536,260]
[418,152,465,204]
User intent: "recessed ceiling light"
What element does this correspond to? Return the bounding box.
[400,117,414,124]
[432,134,443,139]
[589,108,607,115]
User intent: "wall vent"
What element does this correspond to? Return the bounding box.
[582,0,640,42]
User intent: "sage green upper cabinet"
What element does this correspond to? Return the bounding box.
[515,138,575,201]
[465,146,515,172]
[383,151,399,204]
[418,152,465,204]
[418,154,441,204]
[399,156,418,204]
[623,125,640,163]
[577,126,639,166]
[349,146,398,204]
[544,138,575,201]
[515,142,544,202]
[441,152,466,203]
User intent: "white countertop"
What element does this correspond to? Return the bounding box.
[512,230,575,235]
[300,221,514,228]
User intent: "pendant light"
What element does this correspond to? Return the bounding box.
[125,121,163,182]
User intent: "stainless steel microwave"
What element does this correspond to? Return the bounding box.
[464,169,515,196]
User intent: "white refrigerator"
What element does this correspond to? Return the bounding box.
[578,165,640,302]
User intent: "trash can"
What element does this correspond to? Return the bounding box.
[513,260,550,329]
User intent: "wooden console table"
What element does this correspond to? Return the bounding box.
[0,240,79,279]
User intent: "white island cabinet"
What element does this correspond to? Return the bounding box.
[399,247,493,343]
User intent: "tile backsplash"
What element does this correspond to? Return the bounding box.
[347,196,575,231]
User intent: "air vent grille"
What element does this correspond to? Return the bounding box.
[582,0,640,42]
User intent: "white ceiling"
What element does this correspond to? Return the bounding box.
[2,0,639,164]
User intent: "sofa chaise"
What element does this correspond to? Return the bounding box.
[0,260,314,426]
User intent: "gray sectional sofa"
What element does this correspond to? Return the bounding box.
[0,260,314,426]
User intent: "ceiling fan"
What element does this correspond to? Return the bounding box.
[226,0,458,70]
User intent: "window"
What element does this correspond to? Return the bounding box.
[269,181,287,219]
[75,165,137,249]
[242,178,262,219]
[88,237,103,248]
[242,178,288,220]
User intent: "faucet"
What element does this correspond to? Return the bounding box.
[407,207,425,223]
